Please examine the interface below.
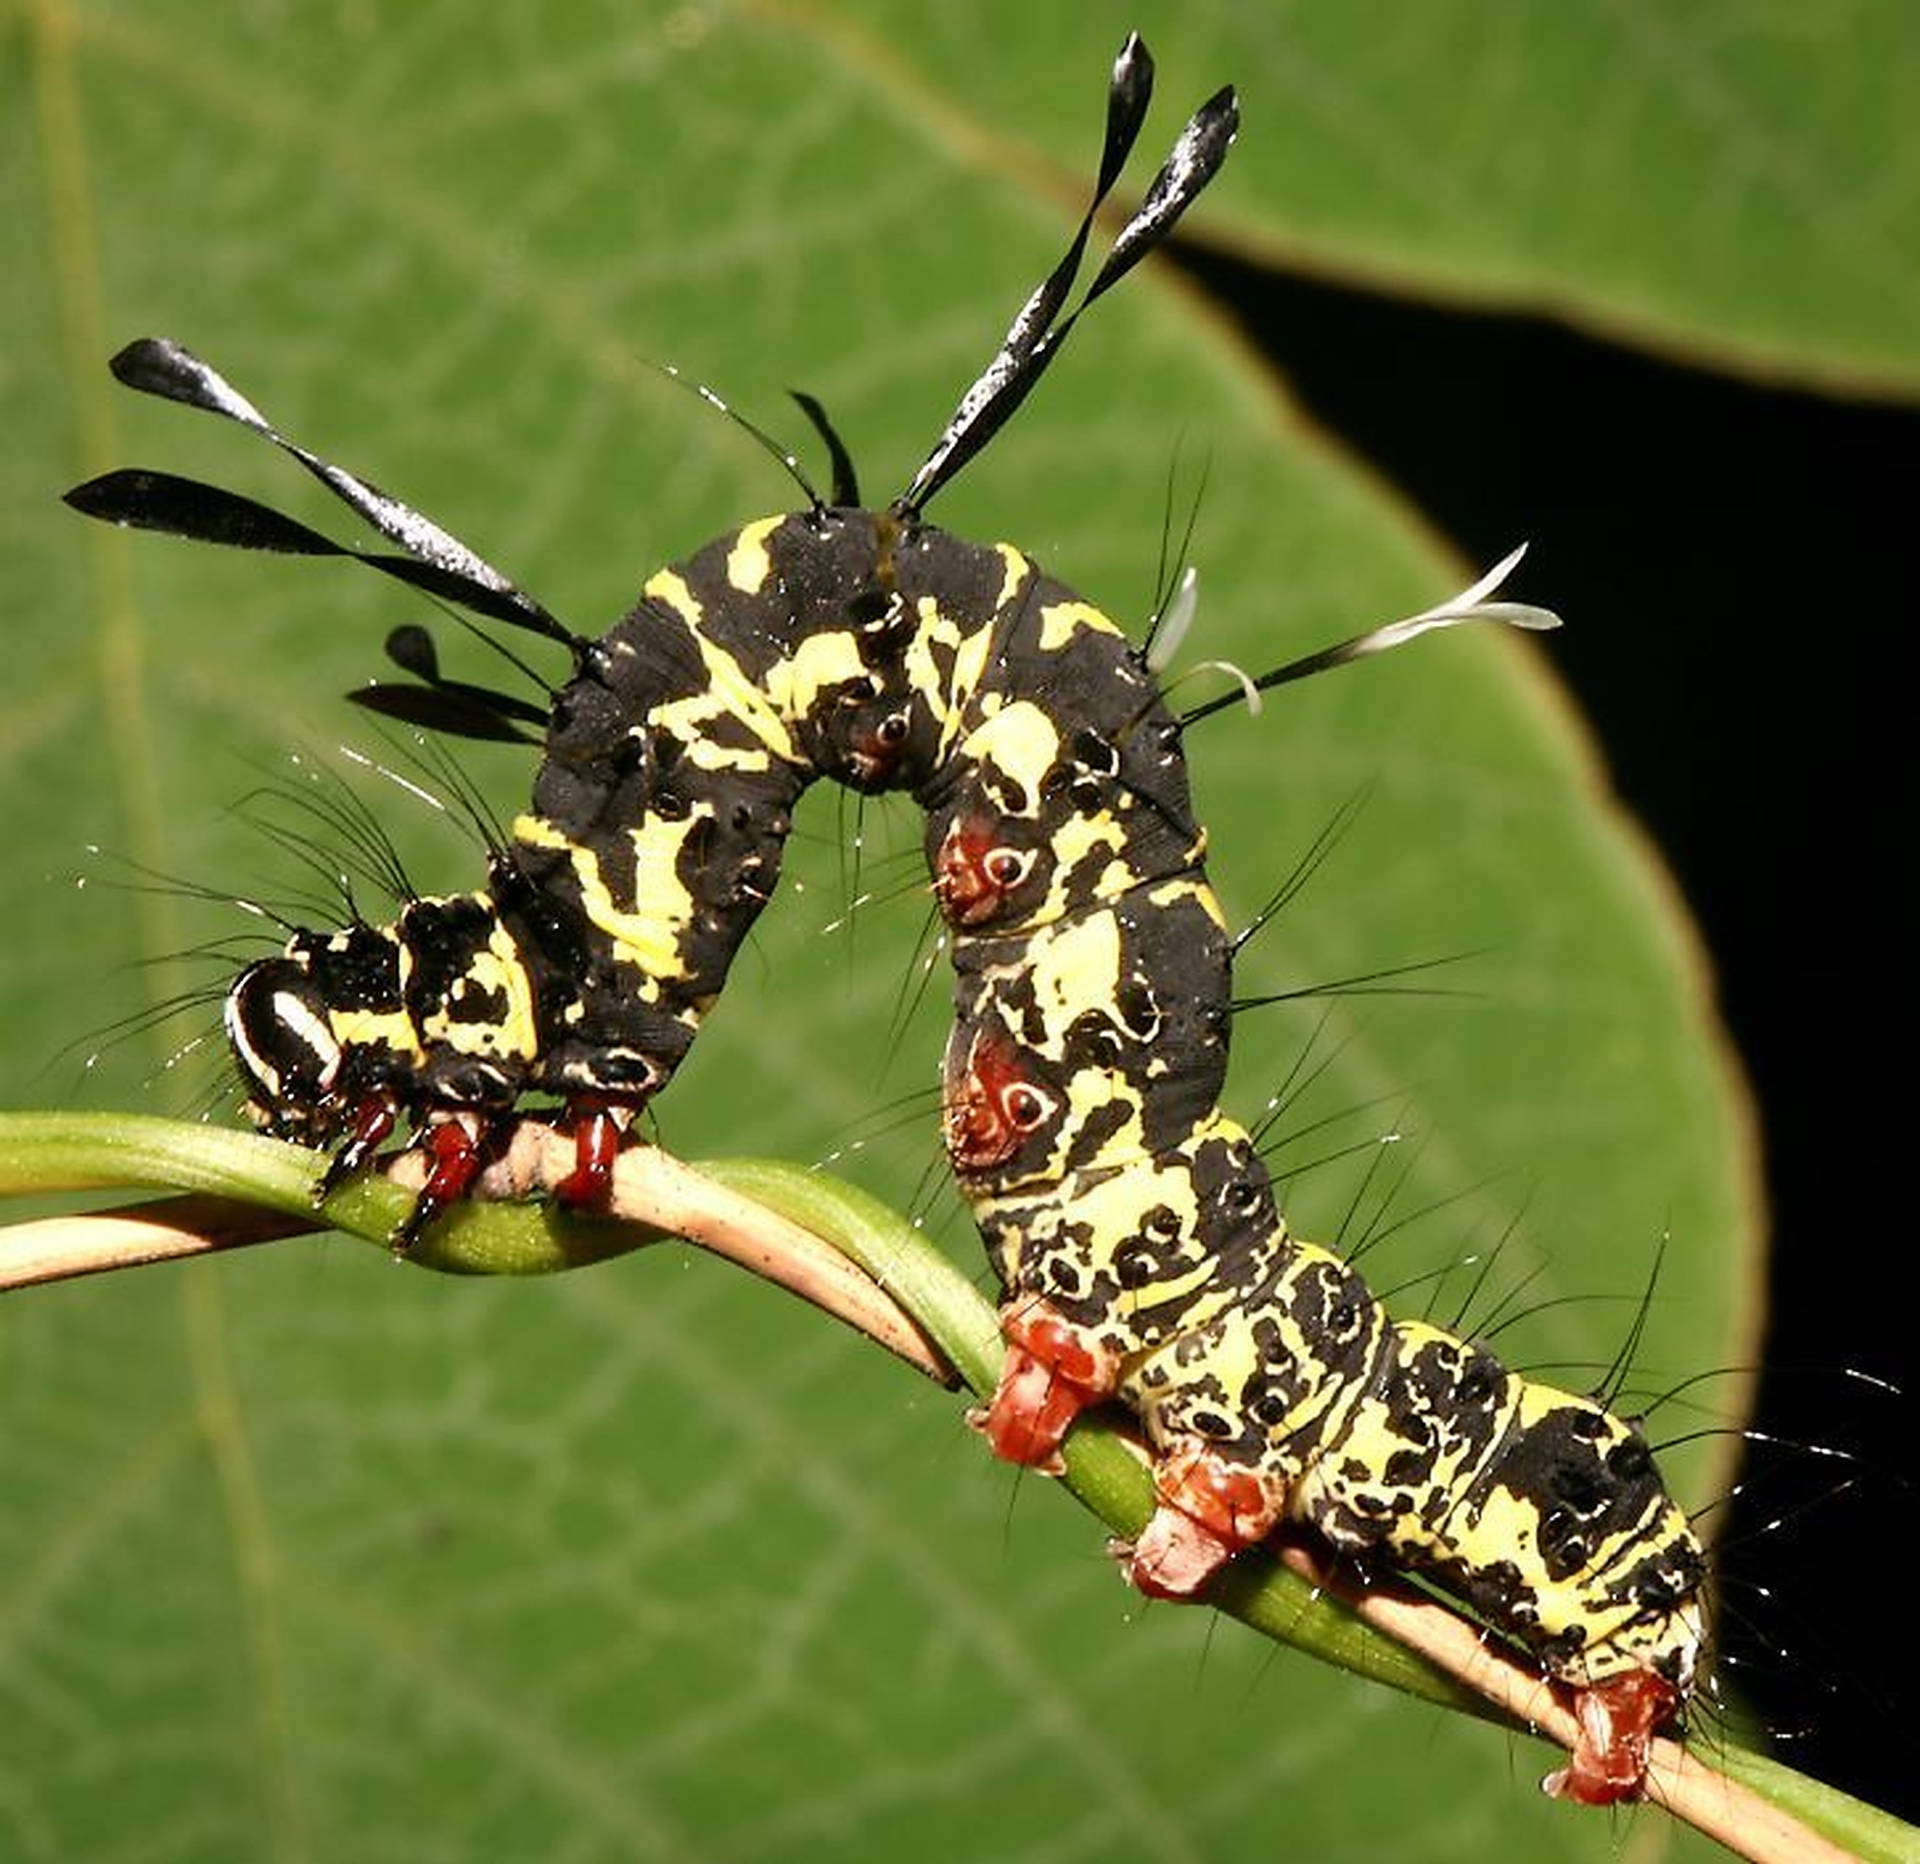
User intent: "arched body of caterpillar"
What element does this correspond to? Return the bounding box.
[64,37,1704,1808]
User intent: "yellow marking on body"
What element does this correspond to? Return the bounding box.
[650,688,784,772]
[487,921,535,1033]
[726,516,782,595]
[1126,1235,1392,1502]
[330,1005,419,1059]
[1026,840,1218,929]
[980,912,1122,1053]
[436,922,540,1059]
[688,633,797,760]
[1149,873,1227,932]
[1579,1595,1702,1688]
[1448,1479,1547,1591]
[1038,598,1122,652]
[512,812,699,979]
[1043,1161,1219,1317]
[905,626,964,732]
[958,702,1061,814]
[514,813,574,855]
[939,611,998,729]
[645,566,702,624]
[634,612,797,763]
[993,543,1030,611]
[1048,813,1124,869]
[775,629,869,717]
[1040,919,1123,1027]
[1031,814,1134,921]
[1059,1073,1146,1175]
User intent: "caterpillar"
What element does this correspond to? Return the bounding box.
[66,37,1705,1809]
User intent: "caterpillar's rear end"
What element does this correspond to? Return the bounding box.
[930,582,1708,1806]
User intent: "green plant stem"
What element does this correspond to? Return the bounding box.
[700,1156,1487,1714]
[1,1112,1910,1864]
[0,1109,643,1273]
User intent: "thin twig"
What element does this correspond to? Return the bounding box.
[0,1124,954,1386]
[476,1126,957,1386]
[0,1119,1881,1861]
[0,1195,319,1281]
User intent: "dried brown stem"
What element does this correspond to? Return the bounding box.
[451,1125,956,1385]
[0,1126,954,1387]
[1270,1540,1861,1864]
[0,1195,319,1283]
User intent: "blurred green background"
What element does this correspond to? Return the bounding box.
[2,4,1908,1858]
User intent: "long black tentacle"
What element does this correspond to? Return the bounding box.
[898,36,1236,516]
[66,337,580,651]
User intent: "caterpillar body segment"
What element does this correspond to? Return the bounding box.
[1121,1237,1710,1690]
[68,38,1707,1809]
[220,510,1103,1224]
[934,835,1711,1754]
[949,1025,1708,1804]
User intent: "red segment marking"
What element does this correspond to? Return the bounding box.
[944,1030,1024,1172]
[933,818,1003,927]
[1543,1670,1681,1806]
[391,1114,489,1255]
[419,1118,484,1208]
[316,1094,398,1197]
[345,1096,397,1152]
[1121,1507,1242,1600]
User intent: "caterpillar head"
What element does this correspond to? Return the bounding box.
[224,953,349,1142]
[813,672,933,791]
[802,579,939,792]
[223,925,408,1144]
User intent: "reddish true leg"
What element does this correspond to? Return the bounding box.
[315,1094,398,1199]
[553,1100,626,1206]
[969,1303,1110,1473]
[391,1116,487,1255]
[1120,1441,1277,1599]
[1542,1670,1680,1805]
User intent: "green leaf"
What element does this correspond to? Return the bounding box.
[830,4,1920,393]
[7,3,1875,1858]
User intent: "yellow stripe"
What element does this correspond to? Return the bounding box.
[1039,598,1122,651]
[512,813,698,982]
[993,542,1029,610]
[726,515,782,594]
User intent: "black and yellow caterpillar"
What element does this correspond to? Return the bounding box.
[67,37,1705,1808]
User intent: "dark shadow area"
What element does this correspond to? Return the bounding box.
[1177,240,1915,1821]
